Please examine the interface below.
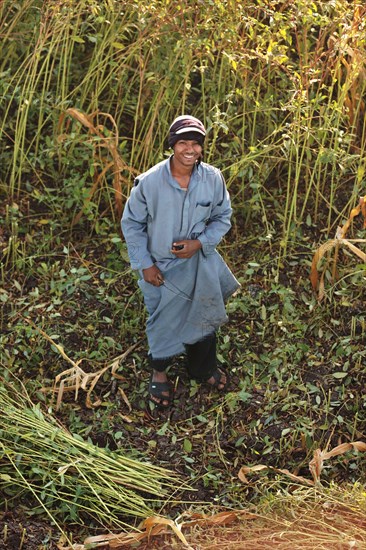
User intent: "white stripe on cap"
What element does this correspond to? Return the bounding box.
[175,126,206,136]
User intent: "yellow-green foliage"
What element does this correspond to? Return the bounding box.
[0,0,365,241]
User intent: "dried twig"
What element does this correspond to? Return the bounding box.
[22,317,140,409]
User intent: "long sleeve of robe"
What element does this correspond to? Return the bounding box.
[121,157,240,360]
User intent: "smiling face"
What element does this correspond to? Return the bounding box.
[172,139,203,170]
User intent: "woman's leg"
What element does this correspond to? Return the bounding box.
[185,333,227,389]
[185,333,217,380]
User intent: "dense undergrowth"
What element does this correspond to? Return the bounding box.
[1,0,366,548]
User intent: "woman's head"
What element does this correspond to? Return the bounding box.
[168,115,206,148]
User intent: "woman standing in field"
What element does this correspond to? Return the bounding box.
[122,115,239,408]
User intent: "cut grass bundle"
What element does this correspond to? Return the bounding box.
[0,379,188,530]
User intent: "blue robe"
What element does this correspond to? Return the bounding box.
[121,156,240,359]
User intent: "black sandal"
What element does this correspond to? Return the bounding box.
[148,374,173,409]
[205,368,229,391]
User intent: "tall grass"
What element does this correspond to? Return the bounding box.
[1,0,365,248]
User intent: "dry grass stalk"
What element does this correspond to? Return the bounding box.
[53,342,140,410]
[309,441,366,484]
[79,516,194,549]
[58,498,366,549]
[310,195,366,301]
[58,108,137,223]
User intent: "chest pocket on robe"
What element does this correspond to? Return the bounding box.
[194,201,212,222]
[189,202,212,236]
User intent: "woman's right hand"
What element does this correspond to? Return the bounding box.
[142,265,164,286]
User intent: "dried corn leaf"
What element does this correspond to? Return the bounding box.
[142,516,192,547]
[324,441,366,458]
[57,544,85,550]
[191,510,241,525]
[361,196,366,227]
[342,239,366,261]
[58,108,96,133]
[310,239,337,291]
[82,531,148,547]
[82,515,193,549]
[340,197,364,238]
[59,108,137,223]
[309,441,366,483]
[309,448,323,484]
[310,196,366,299]
[118,386,132,411]
[318,268,326,302]
[239,440,366,489]
[184,510,258,526]
[78,511,258,549]
[238,464,314,486]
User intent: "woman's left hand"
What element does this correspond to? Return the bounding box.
[171,239,202,258]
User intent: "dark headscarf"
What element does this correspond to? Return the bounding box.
[168,115,206,148]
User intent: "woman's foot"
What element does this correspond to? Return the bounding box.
[206,368,228,391]
[148,370,172,408]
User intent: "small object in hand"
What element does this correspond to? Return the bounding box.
[172,244,184,250]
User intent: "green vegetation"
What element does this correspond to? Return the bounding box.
[1,0,366,547]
